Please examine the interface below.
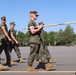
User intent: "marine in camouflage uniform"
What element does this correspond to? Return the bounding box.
[9,22,25,63]
[27,11,55,71]
[28,18,40,70]
[36,22,55,64]
[0,16,11,67]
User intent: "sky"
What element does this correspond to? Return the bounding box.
[0,0,76,33]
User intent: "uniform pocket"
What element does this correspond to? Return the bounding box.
[30,44,38,54]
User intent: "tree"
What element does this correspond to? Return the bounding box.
[63,25,75,45]
[48,31,57,45]
[16,31,25,44]
[54,29,63,45]
[25,31,30,43]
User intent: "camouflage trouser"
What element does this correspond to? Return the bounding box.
[9,43,21,59]
[28,43,50,66]
[0,39,11,65]
[36,43,51,62]
[45,44,51,59]
[28,44,40,66]
[38,44,49,63]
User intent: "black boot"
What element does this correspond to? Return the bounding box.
[5,58,11,67]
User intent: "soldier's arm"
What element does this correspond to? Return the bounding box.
[30,25,44,34]
[10,34,19,44]
[2,27,11,41]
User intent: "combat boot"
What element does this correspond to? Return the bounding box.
[36,61,39,65]
[0,64,8,71]
[45,63,55,71]
[49,58,56,63]
[27,66,38,72]
[19,58,26,63]
[11,60,17,65]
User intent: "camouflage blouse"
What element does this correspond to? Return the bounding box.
[28,20,40,44]
[0,23,8,40]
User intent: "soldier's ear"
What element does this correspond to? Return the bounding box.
[30,13,34,17]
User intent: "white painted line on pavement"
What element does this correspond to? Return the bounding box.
[0,71,76,73]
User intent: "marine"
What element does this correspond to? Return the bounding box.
[0,16,11,67]
[36,22,55,65]
[9,22,25,63]
[27,11,55,71]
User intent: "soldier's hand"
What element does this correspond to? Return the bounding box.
[16,41,19,44]
[39,24,44,29]
[16,42,20,46]
[8,38,12,41]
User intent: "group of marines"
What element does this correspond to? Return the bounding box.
[0,11,55,71]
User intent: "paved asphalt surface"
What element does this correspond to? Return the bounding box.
[0,46,76,75]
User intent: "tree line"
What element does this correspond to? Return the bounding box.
[16,25,76,46]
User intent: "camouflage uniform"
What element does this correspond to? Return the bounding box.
[28,19,40,66]
[0,23,11,66]
[28,20,50,66]
[36,22,51,62]
[9,24,21,59]
[40,29,51,60]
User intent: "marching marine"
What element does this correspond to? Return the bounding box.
[36,22,55,64]
[27,11,55,71]
[0,16,11,67]
[9,22,25,63]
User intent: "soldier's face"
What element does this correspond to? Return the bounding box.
[1,19,6,23]
[30,13,38,20]
[34,14,38,20]
[11,24,15,28]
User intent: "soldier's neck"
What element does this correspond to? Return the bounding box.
[2,23,6,25]
[30,18,35,21]
[11,27,14,29]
